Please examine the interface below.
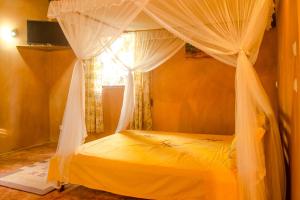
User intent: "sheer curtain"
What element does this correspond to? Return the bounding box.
[84,58,104,134]
[130,71,152,130]
[144,0,285,199]
[47,0,148,181]
[109,29,184,132]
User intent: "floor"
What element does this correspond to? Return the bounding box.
[0,134,143,200]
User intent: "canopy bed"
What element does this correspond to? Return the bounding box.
[47,0,286,199]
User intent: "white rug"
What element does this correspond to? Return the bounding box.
[0,160,56,195]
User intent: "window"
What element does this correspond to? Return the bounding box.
[94,33,135,88]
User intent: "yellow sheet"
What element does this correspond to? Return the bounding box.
[48,130,237,200]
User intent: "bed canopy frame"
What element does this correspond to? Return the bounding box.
[47,0,285,199]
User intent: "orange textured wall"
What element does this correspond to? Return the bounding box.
[278,1,300,199]
[296,4,300,200]
[151,50,235,134]
[0,0,50,153]
[151,29,278,134]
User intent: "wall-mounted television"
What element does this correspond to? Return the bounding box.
[27,20,69,46]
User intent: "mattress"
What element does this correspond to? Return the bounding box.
[48,130,237,200]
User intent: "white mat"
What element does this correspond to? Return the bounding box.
[0,160,55,195]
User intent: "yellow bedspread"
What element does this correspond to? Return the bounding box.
[48,130,237,200]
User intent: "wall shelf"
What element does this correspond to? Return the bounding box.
[16,45,70,51]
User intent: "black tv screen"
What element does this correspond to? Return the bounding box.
[27,20,69,46]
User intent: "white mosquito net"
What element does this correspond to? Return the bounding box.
[47,0,285,199]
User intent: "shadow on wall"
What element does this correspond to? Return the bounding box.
[17,48,76,143]
[17,47,74,88]
[15,47,50,148]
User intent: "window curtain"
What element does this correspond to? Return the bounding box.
[84,58,104,134]
[130,71,152,130]
[109,29,184,132]
[47,0,148,181]
[144,0,285,199]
